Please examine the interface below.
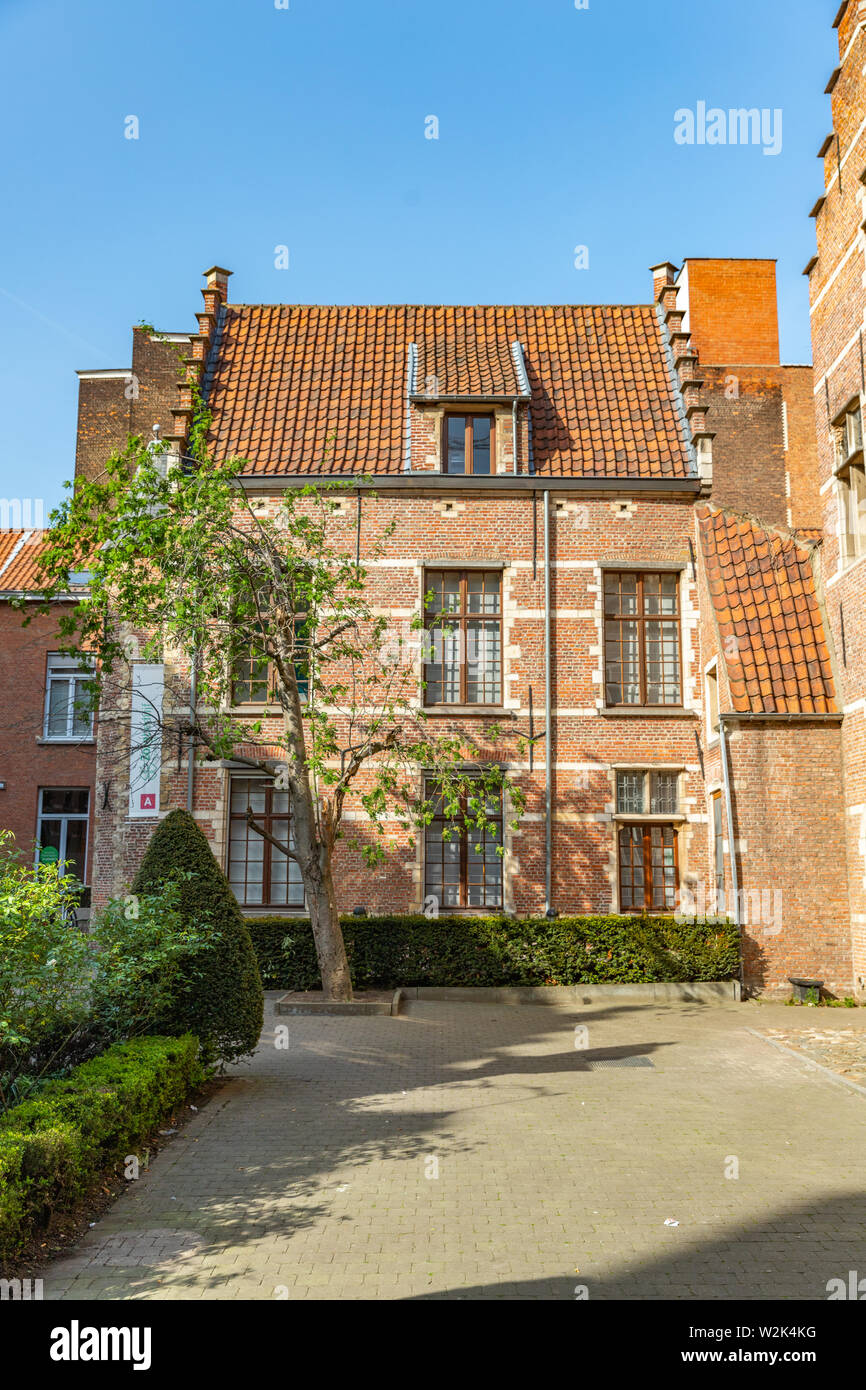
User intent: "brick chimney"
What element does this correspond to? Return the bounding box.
[677,259,779,366]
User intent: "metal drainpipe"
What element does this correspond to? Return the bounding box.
[543,489,553,916]
[718,715,744,993]
[512,397,518,475]
[186,653,198,812]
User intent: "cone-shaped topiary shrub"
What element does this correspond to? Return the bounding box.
[130,809,263,1066]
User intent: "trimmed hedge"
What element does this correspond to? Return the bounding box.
[246,914,741,991]
[0,1034,201,1260]
[131,809,264,1065]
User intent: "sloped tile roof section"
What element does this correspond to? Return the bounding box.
[205,303,695,478]
[0,530,89,595]
[697,506,837,715]
[0,529,44,591]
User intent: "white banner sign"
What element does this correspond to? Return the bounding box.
[129,663,164,818]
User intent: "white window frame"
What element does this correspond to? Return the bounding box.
[35,787,90,880]
[43,654,95,742]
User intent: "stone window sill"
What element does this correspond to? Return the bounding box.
[422,705,514,718]
[36,736,96,745]
[599,707,697,719]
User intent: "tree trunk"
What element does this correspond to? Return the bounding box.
[306,848,353,1001]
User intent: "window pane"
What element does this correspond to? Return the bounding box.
[616,772,645,814]
[604,573,638,616]
[47,678,71,736]
[650,773,678,815]
[466,572,500,614]
[40,788,89,816]
[645,621,680,704]
[471,416,491,475]
[425,572,460,614]
[445,417,466,474]
[466,620,500,703]
[70,678,94,736]
[425,623,461,703]
[618,825,644,910]
[605,620,640,704]
[64,818,88,882]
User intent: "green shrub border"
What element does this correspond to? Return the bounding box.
[246,914,741,991]
[0,1034,202,1261]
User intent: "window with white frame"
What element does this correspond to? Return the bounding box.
[36,788,89,883]
[43,654,95,740]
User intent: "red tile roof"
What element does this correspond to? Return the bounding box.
[0,530,48,592]
[205,303,695,479]
[697,506,837,715]
[0,531,89,595]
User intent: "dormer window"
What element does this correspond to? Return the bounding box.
[444,414,493,475]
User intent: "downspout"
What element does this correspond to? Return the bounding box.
[543,489,553,916]
[718,714,744,994]
[512,397,518,475]
[186,652,198,812]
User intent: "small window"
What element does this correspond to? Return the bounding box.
[616,770,679,815]
[227,777,304,908]
[36,787,90,884]
[705,663,720,737]
[43,654,95,740]
[231,623,310,705]
[423,778,503,909]
[443,415,494,475]
[839,461,866,564]
[604,572,681,706]
[618,824,678,912]
[423,570,502,706]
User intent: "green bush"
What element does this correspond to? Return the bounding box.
[246,913,741,991]
[131,810,263,1066]
[0,829,93,1109]
[0,1034,201,1259]
[90,879,216,1045]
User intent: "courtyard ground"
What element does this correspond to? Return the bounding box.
[44,994,866,1301]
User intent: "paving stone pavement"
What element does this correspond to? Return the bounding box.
[44,995,866,1301]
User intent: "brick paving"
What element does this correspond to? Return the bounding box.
[758,1024,866,1088]
[44,995,866,1301]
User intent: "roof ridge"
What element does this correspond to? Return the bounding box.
[223,302,658,312]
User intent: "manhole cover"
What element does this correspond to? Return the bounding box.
[582,1056,655,1070]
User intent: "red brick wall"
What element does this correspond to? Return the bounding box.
[683,259,780,366]
[0,602,95,880]
[807,7,866,992]
[75,330,187,484]
[724,719,851,995]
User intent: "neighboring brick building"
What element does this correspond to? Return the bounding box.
[0,531,95,914]
[63,256,856,996]
[805,0,866,997]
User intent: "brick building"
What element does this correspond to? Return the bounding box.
[60,255,856,996]
[803,0,866,998]
[0,531,95,913]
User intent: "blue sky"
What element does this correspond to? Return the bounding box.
[0,0,838,512]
